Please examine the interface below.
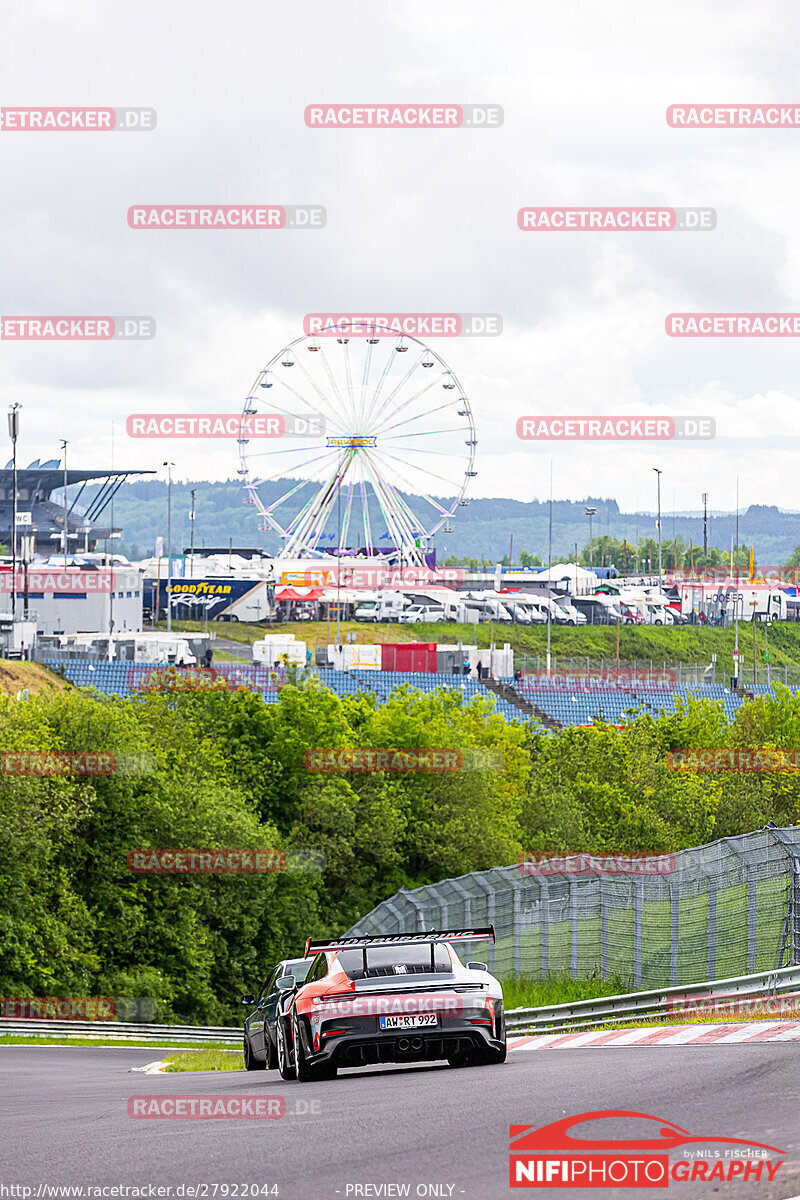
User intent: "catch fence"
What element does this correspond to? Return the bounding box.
[514,655,800,687]
[348,826,800,989]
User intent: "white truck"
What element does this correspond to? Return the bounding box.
[680,582,788,623]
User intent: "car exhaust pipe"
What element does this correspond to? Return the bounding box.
[397,1038,410,1052]
[410,1037,423,1050]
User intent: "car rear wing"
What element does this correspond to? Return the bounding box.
[304,926,495,957]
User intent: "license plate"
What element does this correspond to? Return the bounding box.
[379,1013,438,1030]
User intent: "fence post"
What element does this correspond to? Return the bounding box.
[404,888,440,933]
[747,866,758,972]
[707,879,717,979]
[765,827,800,967]
[634,880,643,987]
[570,879,578,979]
[470,874,497,974]
[670,882,679,986]
[600,877,609,977]
[540,879,549,978]
[513,881,522,975]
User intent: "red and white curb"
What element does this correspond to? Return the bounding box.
[508,1021,800,1049]
[130,1059,172,1073]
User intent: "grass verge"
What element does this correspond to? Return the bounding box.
[0,1035,238,1049]
[164,1048,242,1072]
[154,618,800,682]
[501,973,630,1010]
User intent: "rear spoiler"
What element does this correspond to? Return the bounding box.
[304,926,495,957]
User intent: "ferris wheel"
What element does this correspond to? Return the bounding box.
[237,324,477,565]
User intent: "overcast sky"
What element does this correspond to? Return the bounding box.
[2,0,800,522]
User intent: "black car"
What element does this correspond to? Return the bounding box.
[241,957,314,1070]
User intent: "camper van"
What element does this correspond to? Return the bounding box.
[354,594,410,623]
[462,594,514,624]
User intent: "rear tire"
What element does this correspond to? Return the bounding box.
[243,1035,266,1071]
[476,1044,507,1065]
[276,1014,295,1080]
[293,1012,336,1081]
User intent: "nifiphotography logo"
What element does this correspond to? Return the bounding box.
[509,1110,784,1188]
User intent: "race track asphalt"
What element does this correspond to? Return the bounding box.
[0,1044,798,1200]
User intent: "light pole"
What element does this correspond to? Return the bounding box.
[60,440,69,558]
[585,506,597,569]
[547,460,553,680]
[652,468,662,584]
[189,489,196,580]
[8,404,20,619]
[702,492,709,557]
[163,462,175,631]
[21,529,35,619]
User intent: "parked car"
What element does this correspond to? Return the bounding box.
[397,604,445,624]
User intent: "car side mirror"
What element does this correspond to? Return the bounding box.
[467,961,488,972]
[276,974,296,991]
[241,993,256,1006]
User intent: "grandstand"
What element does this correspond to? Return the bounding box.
[0,463,154,552]
[42,659,775,727]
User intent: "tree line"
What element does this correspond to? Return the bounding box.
[2,675,798,1021]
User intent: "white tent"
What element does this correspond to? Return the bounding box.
[532,562,598,594]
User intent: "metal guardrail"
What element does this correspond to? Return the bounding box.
[4,965,800,1044]
[0,1018,242,1044]
[505,963,800,1036]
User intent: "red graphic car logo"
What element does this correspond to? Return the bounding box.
[509,1111,785,1189]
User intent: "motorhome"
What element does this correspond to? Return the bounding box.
[551,596,586,625]
[462,594,514,623]
[353,594,410,623]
